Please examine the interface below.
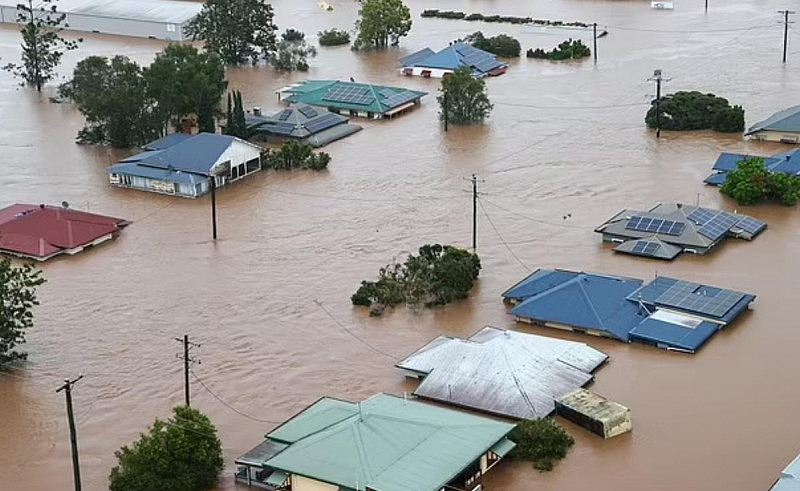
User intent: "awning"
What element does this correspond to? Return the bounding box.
[385,101,415,116]
[265,470,289,486]
[490,437,516,458]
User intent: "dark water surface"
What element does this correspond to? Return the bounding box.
[1,0,799,489]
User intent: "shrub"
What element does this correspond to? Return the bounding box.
[438,66,493,125]
[351,244,481,315]
[282,28,305,42]
[721,157,800,205]
[263,141,330,171]
[527,38,590,60]
[645,91,744,132]
[509,419,575,472]
[318,28,351,46]
[467,31,521,57]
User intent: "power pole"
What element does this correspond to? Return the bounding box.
[593,23,598,63]
[56,375,84,491]
[210,177,218,240]
[779,10,795,64]
[443,92,449,132]
[175,335,201,406]
[463,174,484,252]
[647,69,670,138]
[705,0,708,12]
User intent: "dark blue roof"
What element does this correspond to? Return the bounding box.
[142,133,193,151]
[704,172,728,186]
[132,133,237,176]
[628,316,720,352]
[501,269,581,301]
[399,48,436,68]
[712,152,758,172]
[399,42,506,75]
[107,162,203,185]
[769,149,800,175]
[746,105,800,135]
[706,150,794,186]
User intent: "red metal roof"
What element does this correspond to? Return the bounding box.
[0,204,128,260]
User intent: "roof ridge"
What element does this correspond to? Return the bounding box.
[575,275,607,331]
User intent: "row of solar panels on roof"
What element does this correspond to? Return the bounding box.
[626,211,765,242]
[653,280,745,318]
[263,113,342,135]
[320,85,419,109]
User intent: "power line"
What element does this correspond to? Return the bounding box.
[190,369,283,424]
[480,197,583,230]
[605,23,772,33]
[493,100,648,110]
[477,198,531,273]
[313,300,397,360]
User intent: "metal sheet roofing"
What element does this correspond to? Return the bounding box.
[263,393,515,491]
[613,236,682,260]
[245,103,354,140]
[1,0,202,24]
[399,42,507,76]
[706,151,790,185]
[746,105,800,135]
[396,326,608,419]
[281,80,427,115]
[772,453,800,491]
[107,162,203,185]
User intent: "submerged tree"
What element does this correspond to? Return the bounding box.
[438,66,493,125]
[318,28,351,46]
[645,91,745,133]
[264,141,330,170]
[2,0,80,91]
[0,258,45,365]
[353,0,412,50]
[509,418,575,472]
[720,157,800,206]
[223,90,247,138]
[271,29,317,71]
[186,0,278,65]
[108,406,224,491]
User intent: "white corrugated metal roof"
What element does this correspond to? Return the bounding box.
[397,326,608,419]
[0,0,201,24]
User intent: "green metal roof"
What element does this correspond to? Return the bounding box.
[489,438,516,458]
[264,393,515,491]
[282,80,427,115]
[265,470,289,486]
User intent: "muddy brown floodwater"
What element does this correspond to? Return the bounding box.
[1,0,800,489]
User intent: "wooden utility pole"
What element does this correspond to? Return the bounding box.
[443,92,449,132]
[210,177,217,240]
[593,23,598,63]
[175,335,200,406]
[648,69,670,138]
[472,174,477,251]
[56,376,84,491]
[779,10,795,63]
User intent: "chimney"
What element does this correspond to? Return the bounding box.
[253,107,261,116]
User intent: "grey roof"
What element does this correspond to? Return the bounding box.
[595,203,767,257]
[106,161,204,185]
[246,103,357,141]
[396,326,608,419]
[235,439,289,467]
[134,133,237,176]
[772,453,800,491]
[2,0,202,24]
[747,105,800,135]
[613,236,683,260]
[305,123,362,147]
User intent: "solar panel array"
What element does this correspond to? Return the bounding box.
[383,90,419,109]
[631,241,661,256]
[379,88,397,98]
[626,216,686,236]
[304,113,342,134]
[277,109,292,121]
[323,85,374,105]
[298,105,318,118]
[697,212,738,241]
[265,122,295,136]
[733,216,766,235]
[687,207,717,226]
[455,44,501,73]
[655,280,745,318]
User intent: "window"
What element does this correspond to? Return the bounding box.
[166,24,176,32]
[238,163,245,176]
[421,70,432,78]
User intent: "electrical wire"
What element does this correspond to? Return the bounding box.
[480,197,584,230]
[190,369,283,424]
[477,198,531,273]
[313,300,398,360]
[605,23,773,34]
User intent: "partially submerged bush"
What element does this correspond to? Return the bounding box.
[420,9,590,27]
[645,91,745,133]
[263,141,330,171]
[318,28,351,46]
[721,157,800,206]
[509,419,575,472]
[467,31,521,57]
[527,38,590,60]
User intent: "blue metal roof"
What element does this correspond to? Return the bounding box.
[769,149,800,175]
[747,105,800,135]
[399,42,506,75]
[707,150,793,186]
[628,316,720,352]
[772,453,800,491]
[712,152,758,172]
[501,269,581,302]
[399,48,436,68]
[130,133,236,176]
[704,172,728,186]
[106,162,203,184]
[142,133,193,151]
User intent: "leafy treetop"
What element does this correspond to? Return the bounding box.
[720,157,800,206]
[509,418,575,472]
[438,66,493,125]
[0,258,45,366]
[354,0,412,50]
[645,91,745,133]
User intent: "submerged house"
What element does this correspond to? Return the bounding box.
[0,0,201,41]
[503,269,756,353]
[745,105,800,143]
[245,103,362,147]
[235,393,516,490]
[595,202,766,259]
[771,452,800,490]
[107,133,262,198]
[705,148,800,186]
[399,42,508,78]
[277,80,427,119]
[0,204,128,261]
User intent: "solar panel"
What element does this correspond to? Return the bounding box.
[625,216,686,236]
[304,113,342,133]
[384,90,419,108]
[323,85,374,105]
[298,106,318,118]
[264,122,295,136]
[733,216,766,235]
[697,212,739,241]
[631,241,661,256]
[654,280,745,318]
[687,207,717,226]
[475,58,501,72]
[277,109,292,121]
[379,88,397,98]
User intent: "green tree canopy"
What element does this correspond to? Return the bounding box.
[527,38,590,60]
[187,0,278,65]
[720,157,800,206]
[108,406,224,491]
[318,28,351,46]
[509,419,575,472]
[0,258,45,365]
[645,91,745,133]
[264,141,330,170]
[271,29,317,71]
[2,0,80,91]
[354,0,412,50]
[58,55,162,148]
[438,66,493,125]
[143,44,225,131]
[467,31,521,57]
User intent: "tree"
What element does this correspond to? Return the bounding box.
[186,0,278,65]
[509,419,575,472]
[720,157,800,206]
[59,56,162,148]
[271,29,317,71]
[438,66,493,125]
[234,90,246,137]
[2,0,80,91]
[108,406,223,491]
[0,259,45,365]
[353,0,412,50]
[143,44,225,132]
[527,39,590,60]
[197,90,215,133]
[467,31,521,57]
[351,244,481,315]
[263,141,330,170]
[318,28,351,46]
[224,92,234,135]
[645,91,745,133]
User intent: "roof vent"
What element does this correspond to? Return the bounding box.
[676,202,682,208]
[253,107,261,116]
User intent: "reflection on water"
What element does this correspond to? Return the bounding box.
[0,0,799,489]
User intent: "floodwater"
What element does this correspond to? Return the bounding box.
[0,0,799,489]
